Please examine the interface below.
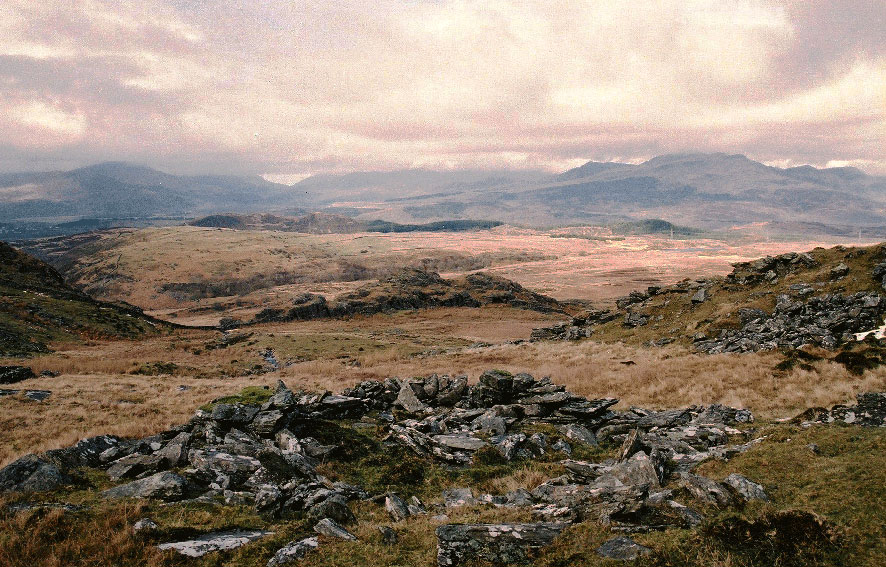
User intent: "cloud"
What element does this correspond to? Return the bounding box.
[0,0,883,175]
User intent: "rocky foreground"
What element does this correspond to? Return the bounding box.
[2,372,884,566]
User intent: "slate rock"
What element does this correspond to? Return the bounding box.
[385,493,411,521]
[0,454,73,492]
[0,366,34,384]
[396,381,426,413]
[308,494,356,525]
[680,472,733,508]
[558,424,598,446]
[158,529,273,558]
[133,518,159,533]
[443,487,477,508]
[723,473,768,502]
[378,525,398,545]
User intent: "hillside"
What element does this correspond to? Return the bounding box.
[534,242,886,363]
[0,241,171,356]
[189,213,502,234]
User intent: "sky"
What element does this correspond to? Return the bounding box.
[0,0,884,178]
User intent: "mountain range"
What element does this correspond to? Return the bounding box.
[2,153,885,236]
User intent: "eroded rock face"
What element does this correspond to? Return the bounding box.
[435,523,567,567]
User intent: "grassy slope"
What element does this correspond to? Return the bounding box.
[0,242,170,356]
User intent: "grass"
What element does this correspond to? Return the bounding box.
[199,386,273,410]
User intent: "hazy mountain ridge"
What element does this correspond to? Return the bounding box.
[1,154,885,236]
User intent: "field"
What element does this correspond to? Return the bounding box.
[21,225,873,325]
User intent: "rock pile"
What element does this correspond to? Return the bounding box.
[4,372,874,565]
[694,291,885,353]
[726,252,818,285]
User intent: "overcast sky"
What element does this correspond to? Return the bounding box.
[1,1,884,178]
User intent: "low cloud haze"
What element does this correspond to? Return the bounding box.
[1,0,884,176]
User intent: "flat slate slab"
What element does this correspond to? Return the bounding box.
[158,529,273,557]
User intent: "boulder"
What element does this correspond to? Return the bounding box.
[308,494,356,525]
[158,529,273,558]
[432,434,487,452]
[103,472,188,501]
[0,454,73,492]
[443,487,477,508]
[396,381,426,413]
[385,493,411,521]
[378,526,398,545]
[558,424,598,446]
[267,537,319,566]
[106,453,167,481]
[723,473,768,503]
[436,523,567,566]
[133,518,159,533]
[680,472,733,508]
[314,517,357,541]
[0,366,34,384]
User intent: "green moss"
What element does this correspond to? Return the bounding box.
[200,386,273,410]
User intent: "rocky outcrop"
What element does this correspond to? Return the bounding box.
[694,292,885,353]
[249,269,565,325]
[5,372,870,565]
[435,523,567,566]
[795,392,886,427]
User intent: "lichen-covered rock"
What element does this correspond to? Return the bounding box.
[724,473,768,503]
[267,536,319,566]
[0,454,73,492]
[158,529,273,558]
[385,493,411,521]
[103,472,188,501]
[435,523,567,566]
